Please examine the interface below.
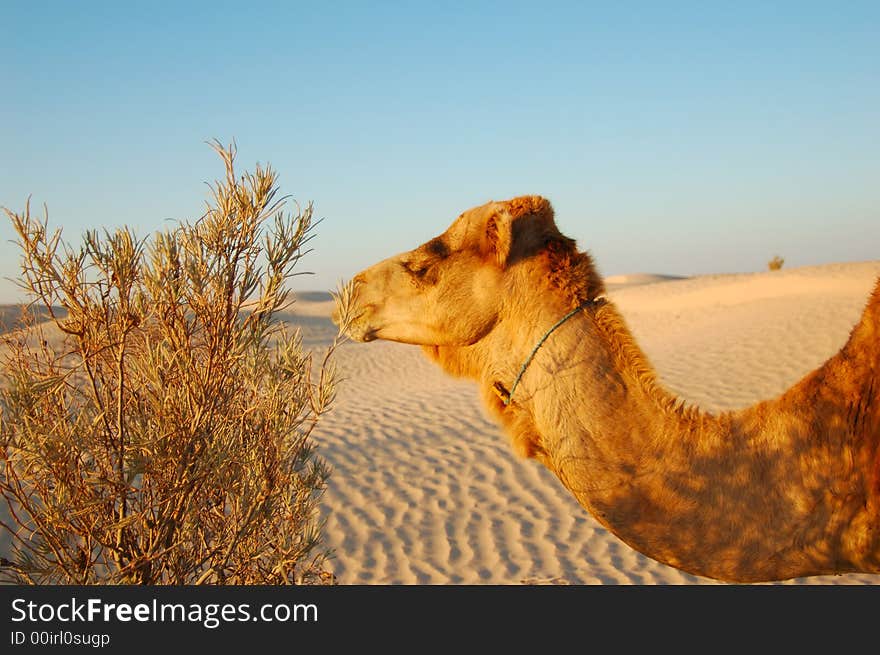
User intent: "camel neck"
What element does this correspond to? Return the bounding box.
[495,297,607,406]
[507,297,697,471]
[491,293,870,581]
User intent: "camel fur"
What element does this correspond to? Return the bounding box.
[335,195,880,582]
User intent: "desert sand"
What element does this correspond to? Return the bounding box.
[295,260,880,584]
[2,260,879,584]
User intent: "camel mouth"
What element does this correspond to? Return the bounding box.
[346,322,380,343]
[355,329,378,342]
[332,299,378,342]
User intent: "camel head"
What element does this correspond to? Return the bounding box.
[336,195,583,346]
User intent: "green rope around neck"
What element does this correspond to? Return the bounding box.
[493,296,606,406]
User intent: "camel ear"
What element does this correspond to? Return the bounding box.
[482,196,554,267]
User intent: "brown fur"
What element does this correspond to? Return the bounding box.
[338,195,880,582]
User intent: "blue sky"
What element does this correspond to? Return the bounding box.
[1,1,878,302]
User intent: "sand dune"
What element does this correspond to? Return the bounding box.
[604,272,687,289]
[308,260,880,584]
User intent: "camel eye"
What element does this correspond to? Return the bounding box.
[402,260,429,279]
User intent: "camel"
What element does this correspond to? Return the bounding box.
[333,195,880,583]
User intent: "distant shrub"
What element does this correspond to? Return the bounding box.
[0,142,354,584]
[768,255,785,271]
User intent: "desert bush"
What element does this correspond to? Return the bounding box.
[768,255,785,271]
[0,142,354,584]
